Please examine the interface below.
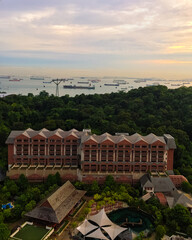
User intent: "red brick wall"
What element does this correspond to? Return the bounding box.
[167,149,174,170]
[8,144,14,164]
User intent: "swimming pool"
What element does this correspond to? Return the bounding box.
[108,207,154,233]
[2,202,14,209]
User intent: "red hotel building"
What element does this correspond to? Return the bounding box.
[6,128,176,183]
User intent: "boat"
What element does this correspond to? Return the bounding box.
[104,83,119,86]
[77,81,89,84]
[113,80,127,84]
[88,79,101,83]
[171,84,181,86]
[43,81,51,83]
[63,85,95,89]
[9,78,22,82]
[30,76,44,80]
[134,79,147,83]
[0,76,10,79]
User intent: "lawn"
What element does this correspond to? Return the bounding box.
[12,224,50,240]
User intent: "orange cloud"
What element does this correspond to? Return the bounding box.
[142,59,192,64]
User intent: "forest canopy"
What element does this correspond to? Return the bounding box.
[0,85,192,176]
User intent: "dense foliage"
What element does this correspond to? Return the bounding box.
[0,173,62,221]
[1,85,192,238]
[0,86,192,173]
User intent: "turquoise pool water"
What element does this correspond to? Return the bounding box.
[108,208,154,233]
[2,202,14,209]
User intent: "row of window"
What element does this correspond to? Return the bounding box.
[84,144,164,149]
[16,139,78,143]
[83,164,164,172]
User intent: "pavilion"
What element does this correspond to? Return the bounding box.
[77,208,131,240]
[25,181,86,226]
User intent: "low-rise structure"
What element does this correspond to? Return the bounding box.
[25,181,86,226]
[6,128,176,183]
[140,173,192,211]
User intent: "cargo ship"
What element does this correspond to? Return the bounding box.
[30,76,44,80]
[104,83,119,86]
[77,81,89,84]
[0,76,10,79]
[63,85,95,89]
[9,78,22,82]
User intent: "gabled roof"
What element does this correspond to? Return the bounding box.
[83,135,98,144]
[151,176,176,193]
[145,133,165,145]
[140,174,153,188]
[175,191,192,208]
[25,181,86,224]
[65,130,79,139]
[99,133,114,143]
[5,129,176,151]
[116,135,131,144]
[130,133,148,144]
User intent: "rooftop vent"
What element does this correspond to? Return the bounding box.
[115,133,129,136]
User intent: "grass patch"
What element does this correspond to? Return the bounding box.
[12,224,49,240]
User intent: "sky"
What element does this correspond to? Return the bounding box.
[0,0,192,78]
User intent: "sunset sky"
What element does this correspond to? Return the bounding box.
[0,0,192,78]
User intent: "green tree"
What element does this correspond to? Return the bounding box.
[187,225,192,237]
[55,172,62,186]
[155,225,166,240]
[90,181,100,194]
[181,181,192,193]
[17,174,28,191]
[0,223,10,240]
[104,175,115,189]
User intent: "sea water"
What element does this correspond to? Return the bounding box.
[0,76,191,97]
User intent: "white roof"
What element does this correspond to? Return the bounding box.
[102,223,127,240]
[88,208,114,227]
[77,219,98,235]
[86,228,108,240]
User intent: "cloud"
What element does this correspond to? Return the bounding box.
[0,0,192,78]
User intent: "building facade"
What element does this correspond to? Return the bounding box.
[6,128,176,183]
